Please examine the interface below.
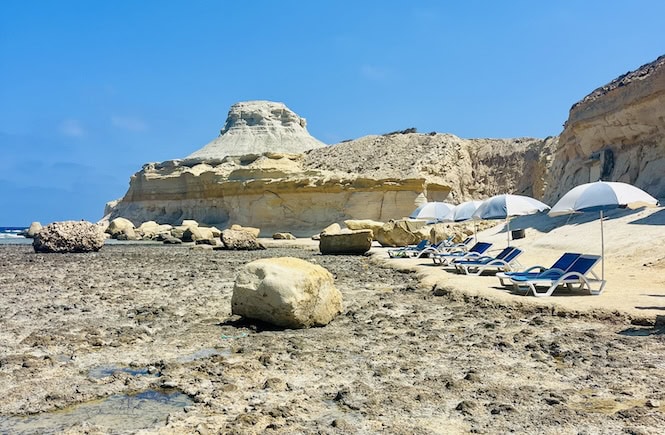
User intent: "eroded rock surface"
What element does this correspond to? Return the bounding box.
[545,55,665,203]
[33,221,105,253]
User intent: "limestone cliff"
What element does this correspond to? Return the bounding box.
[544,55,665,203]
[109,130,553,236]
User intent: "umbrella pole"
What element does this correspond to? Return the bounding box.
[506,217,510,247]
[600,210,605,281]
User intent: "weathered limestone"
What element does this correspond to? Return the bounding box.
[319,229,373,255]
[106,100,549,236]
[23,222,42,238]
[219,229,265,250]
[375,220,429,247]
[137,221,172,239]
[33,221,105,253]
[187,101,325,160]
[273,232,296,240]
[344,219,384,238]
[106,217,136,239]
[230,224,260,238]
[545,55,665,203]
[231,257,343,328]
[320,223,341,235]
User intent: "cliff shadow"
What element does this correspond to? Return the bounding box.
[628,208,665,225]
[493,206,654,235]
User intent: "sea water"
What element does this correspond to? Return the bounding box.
[0,226,31,245]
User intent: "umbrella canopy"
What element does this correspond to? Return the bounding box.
[472,194,550,245]
[410,202,455,222]
[549,181,658,282]
[549,181,658,216]
[451,200,484,222]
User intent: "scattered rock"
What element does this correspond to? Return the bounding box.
[230,224,260,238]
[106,217,136,240]
[273,232,296,240]
[220,229,265,250]
[33,221,106,253]
[344,219,383,237]
[320,223,341,235]
[375,220,428,247]
[22,221,43,238]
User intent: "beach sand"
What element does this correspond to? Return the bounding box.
[1,207,665,434]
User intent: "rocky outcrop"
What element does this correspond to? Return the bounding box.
[187,101,325,160]
[33,221,106,253]
[545,55,665,203]
[319,229,373,255]
[231,257,343,328]
[108,131,550,236]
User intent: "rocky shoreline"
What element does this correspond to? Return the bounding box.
[1,244,665,434]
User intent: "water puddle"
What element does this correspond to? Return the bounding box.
[88,365,156,379]
[0,389,193,434]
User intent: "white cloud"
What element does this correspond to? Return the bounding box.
[59,119,86,137]
[111,115,148,132]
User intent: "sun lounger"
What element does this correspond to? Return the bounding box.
[387,240,429,258]
[454,247,523,275]
[496,252,582,286]
[509,254,605,297]
[431,242,493,265]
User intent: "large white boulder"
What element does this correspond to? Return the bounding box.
[232,257,343,328]
[106,217,137,240]
[33,221,105,253]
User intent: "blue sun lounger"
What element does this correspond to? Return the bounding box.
[496,252,582,287]
[509,254,605,297]
[453,246,523,275]
[431,242,493,265]
[387,240,430,258]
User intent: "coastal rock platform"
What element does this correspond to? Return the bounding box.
[1,207,665,433]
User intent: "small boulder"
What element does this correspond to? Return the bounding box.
[230,224,261,238]
[344,219,383,237]
[320,223,341,235]
[106,217,136,239]
[138,221,172,240]
[33,221,106,253]
[219,229,266,250]
[232,257,343,328]
[319,230,373,255]
[273,232,296,240]
[181,219,199,228]
[375,220,428,247]
[183,226,214,243]
[22,221,43,238]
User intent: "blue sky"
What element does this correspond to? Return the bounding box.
[1,1,664,225]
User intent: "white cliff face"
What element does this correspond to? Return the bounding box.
[187,101,326,159]
[544,55,665,203]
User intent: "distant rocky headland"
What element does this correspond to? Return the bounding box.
[105,55,665,236]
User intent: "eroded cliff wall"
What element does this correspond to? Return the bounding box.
[109,133,553,235]
[544,55,665,203]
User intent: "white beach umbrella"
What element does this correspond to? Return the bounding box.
[450,200,484,241]
[549,180,659,282]
[472,194,550,246]
[451,200,484,222]
[410,202,455,222]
